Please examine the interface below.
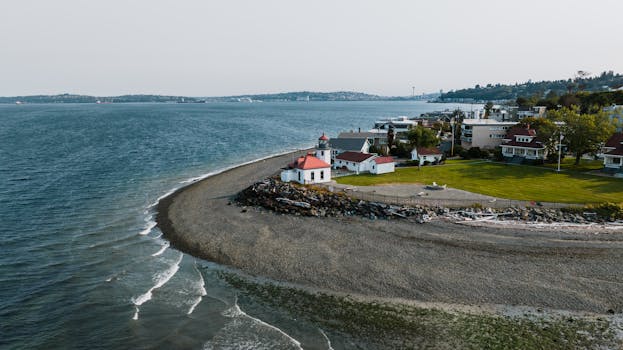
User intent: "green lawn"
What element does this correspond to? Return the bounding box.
[336,159,623,204]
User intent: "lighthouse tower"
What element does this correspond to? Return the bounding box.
[315,133,332,164]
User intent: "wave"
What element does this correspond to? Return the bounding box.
[187,262,207,315]
[151,241,169,257]
[319,329,334,350]
[214,297,303,350]
[138,220,157,236]
[132,253,183,320]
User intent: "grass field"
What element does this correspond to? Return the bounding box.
[335,159,623,204]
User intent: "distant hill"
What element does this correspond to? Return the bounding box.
[439,71,623,102]
[0,91,440,104]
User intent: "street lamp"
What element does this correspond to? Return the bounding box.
[557,131,564,172]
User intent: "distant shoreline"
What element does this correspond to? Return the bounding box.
[156,151,623,315]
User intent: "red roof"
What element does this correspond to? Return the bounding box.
[290,154,330,170]
[335,151,375,162]
[605,133,623,148]
[373,156,394,164]
[319,133,329,141]
[415,147,442,156]
[505,126,537,138]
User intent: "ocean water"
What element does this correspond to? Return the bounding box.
[0,101,477,349]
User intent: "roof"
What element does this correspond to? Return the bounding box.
[605,149,623,156]
[414,147,443,156]
[501,139,545,149]
[335,151,375,163]
[338,132,387,139]
[330,138,369,152]
[290,155,331,170]
[373,156,395,164]
[605,133,623,148]
[462,119,517,126]
[319,133,329,141]
[505,126,537,138]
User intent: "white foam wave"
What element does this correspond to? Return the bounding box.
[319,329,334,350]
[131,253,183,319]
[151,241,169,256]
[219,297,303,349]
[187,263,208,315]
[139,220,157,236]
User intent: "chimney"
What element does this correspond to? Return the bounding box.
[526,123,531,130]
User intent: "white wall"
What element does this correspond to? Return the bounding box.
[371,162,394,174]
[299,168,331,184]
[334,159,373,174]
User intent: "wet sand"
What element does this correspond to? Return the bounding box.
[157,151,623,314]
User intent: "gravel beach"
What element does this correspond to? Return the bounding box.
[157,151,623,314]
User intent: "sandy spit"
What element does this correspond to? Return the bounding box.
[157,151,623,315]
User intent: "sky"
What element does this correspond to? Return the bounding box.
[1,0,622,97]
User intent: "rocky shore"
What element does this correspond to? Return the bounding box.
[236,178,615,225]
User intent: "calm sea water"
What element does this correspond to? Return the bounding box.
[0,101,478,349]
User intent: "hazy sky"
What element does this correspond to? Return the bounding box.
[2,0,622,96]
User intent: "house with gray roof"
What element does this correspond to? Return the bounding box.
[330,138,371,161]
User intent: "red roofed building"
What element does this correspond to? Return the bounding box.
[603,133,623,174]
[334,151,376,174]
[371,156,395,174]
[281,134,332,184]
[500,126,547,162]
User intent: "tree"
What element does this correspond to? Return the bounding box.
[484,101,494,118]
[547,107,615,165]
[407,125,439,148]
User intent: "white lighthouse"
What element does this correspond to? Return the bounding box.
[315,133,331,164]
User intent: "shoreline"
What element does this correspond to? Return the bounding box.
[156,151,623,316]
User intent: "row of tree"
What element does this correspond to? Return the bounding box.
[519,107,617,165]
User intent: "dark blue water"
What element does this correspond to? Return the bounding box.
[0,101,477,349]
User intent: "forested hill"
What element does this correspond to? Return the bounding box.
[439,71,623,102]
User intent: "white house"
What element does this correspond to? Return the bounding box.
[280,134,332,184]
[373,116,418,133]
[370,156,395,174]
[334,151,376,174]
[603,133,623,174]
[500,126,547,161]
[411,147,443,164]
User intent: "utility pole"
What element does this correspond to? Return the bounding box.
[557,131,564,172]
[450,117,455,157]
[412,86,415,98]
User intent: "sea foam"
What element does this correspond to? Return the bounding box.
[132,253,183,320]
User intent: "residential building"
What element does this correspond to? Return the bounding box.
[411,147,443,164]
[370,156,395,174]
[460,119,516,149]
[517,106,547,120]
[488,107,513,122]
[500,126,547,162]
[334,151,376,174]
[602,133,623,174]
[329,137,371,160]
[338,131,388,147]
[373,116,418,133]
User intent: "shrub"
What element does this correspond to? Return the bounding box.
[585,202,623,220]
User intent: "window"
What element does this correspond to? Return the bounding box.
[311,172,315,180]
[298,172,301,182]
[320,170,324,179]
[321,151,324,156]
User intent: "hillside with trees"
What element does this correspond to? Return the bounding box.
[439,71,623,102]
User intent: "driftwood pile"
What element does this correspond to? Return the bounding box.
[235,178,612,225]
